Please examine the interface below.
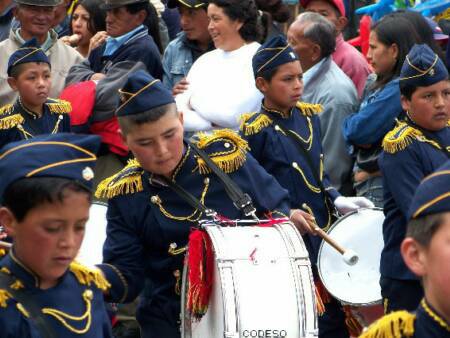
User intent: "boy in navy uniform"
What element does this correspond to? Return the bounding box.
[361,160,450,337]
[379,44,450,314]
[95,70,292,338]
[240,35,373,338]
[0,133,113,338]
[0,38,71,148]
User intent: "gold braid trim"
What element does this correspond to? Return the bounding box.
[360,311,415,338]
[382,122,441,154]
[69,261,111,292]
[195,129,249,174]
[421,299,450,331]
[46,99,72,114]
[95,159,144,199]
[296,102,323,116]
[0,289,12,308]
[0,104,14,116]
[240,112,273,136]
[0,113,24,130]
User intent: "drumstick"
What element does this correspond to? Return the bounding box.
[0,240,12,249]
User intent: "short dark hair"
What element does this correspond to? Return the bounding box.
[2,177,92,222]
[406,213,446,248]
[256,66,280,82]
[9,62,51,79]
[399,81,417,101]
[70,0,107,35]
[118,103,178,135]
[208,0,261,42]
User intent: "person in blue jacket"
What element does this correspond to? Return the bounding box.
[378,43,450,314]
[94,69,293,338]
[0,133,113,338]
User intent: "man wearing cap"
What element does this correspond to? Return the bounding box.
[0,0,83,105]
[379,43,450,314]
[300,0,371,98]
[162,0,213,94]
[287,12,358,196]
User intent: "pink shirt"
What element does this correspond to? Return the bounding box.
[332,33,371,98]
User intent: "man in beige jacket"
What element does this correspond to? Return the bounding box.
[0,0,83,105]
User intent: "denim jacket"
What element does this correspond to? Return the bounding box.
[162,32,194,90]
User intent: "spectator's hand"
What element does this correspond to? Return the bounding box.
[61,34,81,47]
[88,31,108,55]
[91,73,106,81]
[334,196,374,215]
[289,209,317,235]
[172,78,189,96]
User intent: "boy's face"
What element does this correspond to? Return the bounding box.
[7,62,51,111]
[401,80,450,131]
[121,111,185,178]
[256,61,304,113]
[0,191,90,289]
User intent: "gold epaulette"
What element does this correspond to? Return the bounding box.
[382,122,441,154]
[0,104,24,130]
[360,311,415,338]
[69,261,111,292]
[95,158,144,200]
[195,129,249,174]
[0,267,24,309]
[296,101,323,116]
[240,112,273,136]
[46,98,72,114]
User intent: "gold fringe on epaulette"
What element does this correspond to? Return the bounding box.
[0,249,5,257]
[46,99,72,114]
[10,280,23,290]
[0,289,11,308]
[196,129,249,174]
[382,123,423,154]
[69,261,111,292]
[0,114,24,130]
[239,113,273,136]
[360,311,415,338]
[95,159,144,199]
[296,102,323,116]
[0,104,13,116]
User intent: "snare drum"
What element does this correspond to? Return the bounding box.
[181,220,318,338]
[317,208,385,327]
[77,202,108,267]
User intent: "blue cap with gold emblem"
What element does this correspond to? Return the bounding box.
[252,35,299,78]
[116,70,175,117]
[408,160,450,220]
[7,38,50,77]
[399,43,448,87]
[0,133,101,202]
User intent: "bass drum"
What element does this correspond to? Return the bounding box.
[77,202,108,267]
[181,221,318,338]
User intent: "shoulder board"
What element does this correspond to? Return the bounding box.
[69,261,110,292]
[95,158,144,200]
[296,101,323,116]
[45,98,72,114]
[194,129,249,174]
[239,112,273,136]
[0,104,24,130]
[360,310,415,338]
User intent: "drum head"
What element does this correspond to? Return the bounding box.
[317,208,384,306]
[77,202,108,267]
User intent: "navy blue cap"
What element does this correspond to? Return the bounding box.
[0,133,101,202]
[7,38,50,77]
[408,160,450,220]
[399,44,448,87]
[116,70,175,117]
[252,35,299,78]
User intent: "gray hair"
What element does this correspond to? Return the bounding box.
[295,12,336,58]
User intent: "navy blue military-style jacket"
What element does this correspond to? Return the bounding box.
[95,130,290,338]
[0,251,112,338]
[379,120,450,281]
[0,98,71,149]
[240,102,340,263]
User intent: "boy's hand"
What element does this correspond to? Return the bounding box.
[289,209,317,235]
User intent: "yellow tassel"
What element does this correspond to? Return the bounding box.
[46,99,72,114]
[95,159,144,199]
[0,289,11,308]
[296,102,323,116]
[69,261,111,292]
[0,267,10,274]
[240,113,273,136]
[0,104,13,116]
[0,249,6,257]
[0,114,24,130]
[195,129,249,174]
[10,280,24,290]
[360,311,415,338]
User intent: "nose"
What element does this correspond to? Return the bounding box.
[155,141,169,156]
[435,93,446,107]
[105,11,113,24]
[73,17,82,28]
[208,20,214,32]
[60,229,77,249]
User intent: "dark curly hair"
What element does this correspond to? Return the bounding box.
[209,0,261,42]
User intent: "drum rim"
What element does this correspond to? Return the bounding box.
[317,207,384,306]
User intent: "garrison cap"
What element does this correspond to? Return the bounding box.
[7,38,50,76]
[14,0,62,6]
[167,0,208,9]
[102,0,147,10]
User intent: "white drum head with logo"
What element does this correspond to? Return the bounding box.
[317,208,384,306]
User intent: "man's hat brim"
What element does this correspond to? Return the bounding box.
[167,0,208,9]
[14,0,62,6]
[101,0,147,10]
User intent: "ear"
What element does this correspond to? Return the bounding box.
[234,20,244,33]
[7,77,18,92]
[335,16,348,32]
[400,95,411,112]
[178,110,184,125]
[401,237,427,277]
[255,77,269,94]
[311,43,322,63]
[0,207,17,237]
[119,128,127,146]
[136,9,147,25]
[13,6,19,19]
[390,43,399,62]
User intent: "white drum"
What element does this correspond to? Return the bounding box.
[317,208,385,325]
[181,220,318,338]
[77,202,108,267]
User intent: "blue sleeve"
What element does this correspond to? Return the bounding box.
[342,79,403,145]
[162,44,175,90]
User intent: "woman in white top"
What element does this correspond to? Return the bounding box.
[176,0,263,132]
